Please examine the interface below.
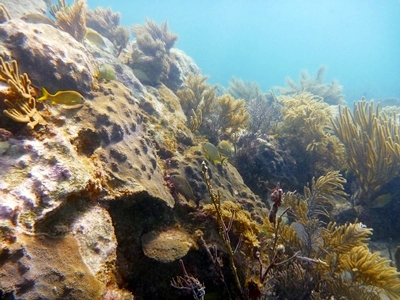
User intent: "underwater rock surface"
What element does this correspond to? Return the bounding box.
[0,232,103,299]
[0,19,96,94]
[1,0,47,19]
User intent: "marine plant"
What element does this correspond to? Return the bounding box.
[278,65,345,105]
[332,99,400,204]
[86,7,130,56]
[0,57,46,129]
[277,92,346,185]
[54,0,87,43]
[227,77,265,102]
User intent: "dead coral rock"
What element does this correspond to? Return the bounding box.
[167,145,267,221]
[46,81,174,206]
[0,132,93,228]
[71,205,117,277]
[141,228,196,263]
[0,0,46,19]
[169,48,200,89]
[0,234,103,299]
[0,19,96,94]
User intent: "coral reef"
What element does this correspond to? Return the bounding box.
[277,65,345,105]
[332,99,400,204]
[1,2,399,299]
[0,57,46,129]
[0,232,104,299]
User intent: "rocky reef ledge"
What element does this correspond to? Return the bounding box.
[0,3,266,299]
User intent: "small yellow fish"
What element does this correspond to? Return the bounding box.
[21,14,56,26]
[96,64,116,81]
[85,28,106,48]
[217,140,234,157]
[202,142,227,165]
[38,88,85,105]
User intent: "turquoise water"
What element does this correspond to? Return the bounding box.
[87,0,400,103]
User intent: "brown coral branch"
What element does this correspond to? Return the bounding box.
[0,57,46,129]
[55,0,87,42]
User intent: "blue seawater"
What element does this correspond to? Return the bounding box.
[87,0,400,103]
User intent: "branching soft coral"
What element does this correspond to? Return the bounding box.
[0,57,46,129]
[130,19,179,86]
[260,183,400,300]
[86,7,130,56]
[212,94,250,139]
[132,18,178,53]
[55,0,87,42]
[277,65,345,105]
[277,92,347,183]
[332,99,400,204]
[177,73,218,128]
[227,77,265,102]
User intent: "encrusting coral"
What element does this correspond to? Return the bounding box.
[54,0,87,43]
[0,57,46,129]
[277,65,345,105]
[332,99,400,204]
